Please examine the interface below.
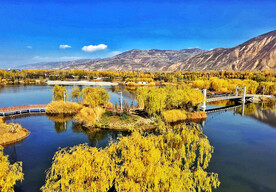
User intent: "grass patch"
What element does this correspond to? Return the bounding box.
[46,101,82,114]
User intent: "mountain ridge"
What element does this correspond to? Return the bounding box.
[19,30,276,71]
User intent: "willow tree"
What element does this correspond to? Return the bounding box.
[136,87,167,115]
[52,85,68,101]
[82,87,110,108]
[70,87,82,101]
[0,146,24,192]
[136,85,203,115]
[41,124,220,192]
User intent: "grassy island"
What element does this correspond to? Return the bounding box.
[0,117,29,146]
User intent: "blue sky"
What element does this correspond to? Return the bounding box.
[0,0,275,68]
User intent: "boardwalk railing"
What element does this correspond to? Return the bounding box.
[0,104,48,116]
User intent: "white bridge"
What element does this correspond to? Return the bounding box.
[201,86,248,112]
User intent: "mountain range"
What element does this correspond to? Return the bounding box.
[20,30,276,71]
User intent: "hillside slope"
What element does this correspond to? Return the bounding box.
[20,30,276,71]
[169,30,276,71]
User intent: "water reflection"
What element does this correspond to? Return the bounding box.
[0,85,137,107]
[205,102,276,192]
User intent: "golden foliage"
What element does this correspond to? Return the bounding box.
[104,101,113,108]
[162,110,187,122]
[192,80,210,89]
[42,124,219,192]
[0,120,29,146]
[82,87,110,107]
[70,87,82,101]
[41,145,115,192]
[136,84,203,115]
[188,111,207,120]
[259,82,276,95]
[52,85,68,101]
[74,107,105,127]
[46,101,82,114]
[0,146,24,192]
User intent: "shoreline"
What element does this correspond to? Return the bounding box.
[46,80,119,86]
[0,118,30,146]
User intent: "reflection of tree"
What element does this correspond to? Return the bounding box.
[235,102,276,116]
[248,103,276,128]
[208,100,236,107]
[47,114,74,123]
[71,121,110,146]
[71,122,90,133]
[10,145,17,164]
[71,121,130,147]
[54,121,68,133]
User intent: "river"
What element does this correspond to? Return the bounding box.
[1,85,276,192]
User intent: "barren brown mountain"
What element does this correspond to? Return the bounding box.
[169,30,276,71]
[21,30,276,71]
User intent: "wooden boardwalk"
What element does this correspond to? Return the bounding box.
[0,104,47,116]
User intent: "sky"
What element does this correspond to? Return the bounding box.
[0,0,275,68]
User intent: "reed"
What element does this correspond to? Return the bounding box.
[161,110,187,123]
[46,101,82,114]
[188,111,207,120]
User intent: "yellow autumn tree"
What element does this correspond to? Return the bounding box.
[136,84,203,115]
[0,146,24,192]
[70,87,82,101]
[52,85,68,101]
[41,124,220,192]
[82,87,110,107]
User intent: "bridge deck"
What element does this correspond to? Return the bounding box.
[0,105,47,116]
[205,104,241,113]
[206,96,244,102]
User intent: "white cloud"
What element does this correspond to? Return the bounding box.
[82,44,107,52]
[108,51,122,57]
[59,44,71,49]
[27,46,32,49]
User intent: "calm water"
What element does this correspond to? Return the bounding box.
[1,85,276,192]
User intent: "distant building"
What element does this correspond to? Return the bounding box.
[138,81,148,85]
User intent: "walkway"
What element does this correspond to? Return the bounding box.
[0,104,47,116]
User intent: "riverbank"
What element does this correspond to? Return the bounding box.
[47,80,118,86]
[0,117,29,146]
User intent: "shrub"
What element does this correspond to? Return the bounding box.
[46,101,82,114]
[188,111,207,120]
[74,107,105,127]
[120,113,129,121]
[162,110,187,123]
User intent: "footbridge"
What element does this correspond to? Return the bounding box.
[201,86,248,111]
[0,105,47,117]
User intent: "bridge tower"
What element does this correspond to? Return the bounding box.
[242,86,246,103]
[202,89,207,112]
[235,86,239,96]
